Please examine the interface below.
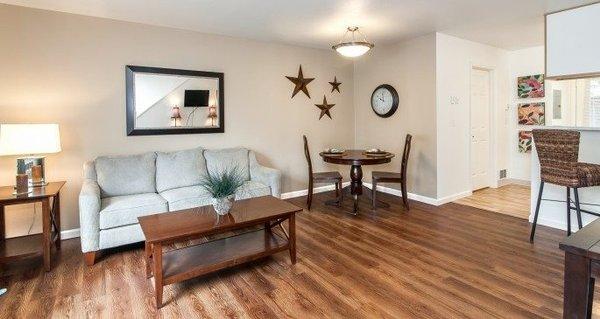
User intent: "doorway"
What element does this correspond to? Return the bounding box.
[470,67,492,191]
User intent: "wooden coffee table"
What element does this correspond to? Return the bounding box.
[138,195,302,308]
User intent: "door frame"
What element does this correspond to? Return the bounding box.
[468,64,498,191]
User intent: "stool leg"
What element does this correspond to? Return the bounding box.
[530,181,545,243]
[574,188,583,230]
[566,187,572,236]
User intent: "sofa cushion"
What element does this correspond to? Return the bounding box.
[160,185,213,212]
[156,147,207,193]
[203,148,250,181]
[235,181,271,200]
[99,193,167,230]
[95,152,157,197]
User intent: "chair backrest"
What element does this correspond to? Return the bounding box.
[532,129,580,187]
[401,134,412,180]
[303,135,313,177]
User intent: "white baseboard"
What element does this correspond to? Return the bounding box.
[281,182,350,199]
[435,190,473,205]
[362,182,446,206]
[61,228,80,240]
[498,178,531,187]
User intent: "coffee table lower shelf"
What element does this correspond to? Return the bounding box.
[148,229,290,307]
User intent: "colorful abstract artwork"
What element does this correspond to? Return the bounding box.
[518,102,545,125]
[517,74,545,98]
[518,131,533,153]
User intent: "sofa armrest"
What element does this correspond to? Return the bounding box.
[249,152,282,198]
[79,179,101,253]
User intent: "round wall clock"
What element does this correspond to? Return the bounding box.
[371,84,399,118]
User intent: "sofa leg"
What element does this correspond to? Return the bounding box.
[84,251,97,266]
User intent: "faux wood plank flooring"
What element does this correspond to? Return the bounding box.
[0,188,597,318]
[455,184,531,219]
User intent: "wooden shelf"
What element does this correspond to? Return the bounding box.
[162,230,288,285]
[0,234,43,262]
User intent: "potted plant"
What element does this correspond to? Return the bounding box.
[199,167,245,215]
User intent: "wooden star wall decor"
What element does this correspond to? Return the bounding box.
[329,76,341,93]
[285,65,314,98]
[315,95,335,120]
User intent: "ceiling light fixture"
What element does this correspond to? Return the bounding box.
[332,26,374,58]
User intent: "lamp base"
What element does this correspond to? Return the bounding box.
[16,156,48,187]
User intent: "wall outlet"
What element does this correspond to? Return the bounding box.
[450,96,460,105]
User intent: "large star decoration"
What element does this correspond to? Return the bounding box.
[329,76,341,93]
[315,95,335,120]
[285,65,314,98]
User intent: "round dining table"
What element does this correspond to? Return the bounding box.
[320,150,395,215]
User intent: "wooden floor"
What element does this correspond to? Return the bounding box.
[0,188,597,318]
[455,184,531,219]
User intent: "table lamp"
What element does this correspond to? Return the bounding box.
[207,105,217,126]
[170,105,182,127]
[0,124,62,187]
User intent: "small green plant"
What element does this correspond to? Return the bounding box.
[199,166,245,198]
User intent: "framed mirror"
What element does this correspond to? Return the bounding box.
[126,65,224,135]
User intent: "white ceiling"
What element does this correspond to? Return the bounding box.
[1,0,596,50]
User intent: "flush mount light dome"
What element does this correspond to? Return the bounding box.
[332,26,374,58]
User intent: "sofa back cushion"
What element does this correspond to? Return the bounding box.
[95,152,157,197]
[156,147,207,193]
[203,148,250,181]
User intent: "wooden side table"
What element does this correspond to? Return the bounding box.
[0,181,65,271]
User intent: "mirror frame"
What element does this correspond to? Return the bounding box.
[125,65,225,136]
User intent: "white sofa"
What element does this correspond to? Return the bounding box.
[78,147,281,265]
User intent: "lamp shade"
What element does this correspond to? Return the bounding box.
[0,124,62,156]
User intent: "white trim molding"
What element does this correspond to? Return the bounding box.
[61,228,80,240]
[281,182,351,199]
[498,178,531,187]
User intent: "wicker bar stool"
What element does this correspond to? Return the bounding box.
[530,129,600,242]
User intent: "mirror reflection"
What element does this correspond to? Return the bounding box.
[134,73,220,129]
[546,77,600,128]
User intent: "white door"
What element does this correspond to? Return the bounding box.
[470,68,491,191]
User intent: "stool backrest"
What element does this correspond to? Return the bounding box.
[532,129,580,187]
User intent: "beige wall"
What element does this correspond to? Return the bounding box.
[0,4,354,236]
[435,33,509,199]
[354,34,438,198]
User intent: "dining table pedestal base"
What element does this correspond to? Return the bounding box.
[350,165,363,215]
[320,150,395,216]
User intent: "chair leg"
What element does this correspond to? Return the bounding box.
[335,182,339,198]
[372,179,377,210]
[401,179,409,211]
[307,181,313,211]
[530,181,545,243]
[567,187,571,236]
[574,188,583,230]
[337,180,343,207]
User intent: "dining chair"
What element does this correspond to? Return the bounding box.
[529,129,600,242]
[303,135,343,210]
[371,134,412,210]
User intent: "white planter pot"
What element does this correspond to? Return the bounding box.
[212,195,235,215]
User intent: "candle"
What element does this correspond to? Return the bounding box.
[16,174,28,193]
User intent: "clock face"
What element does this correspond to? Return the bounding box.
[371,84,398,117]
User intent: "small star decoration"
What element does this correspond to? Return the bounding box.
[329,76,341,93]
[285,65,314,98]
[315,95,335,120]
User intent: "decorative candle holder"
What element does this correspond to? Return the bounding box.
[14,173,32,195]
